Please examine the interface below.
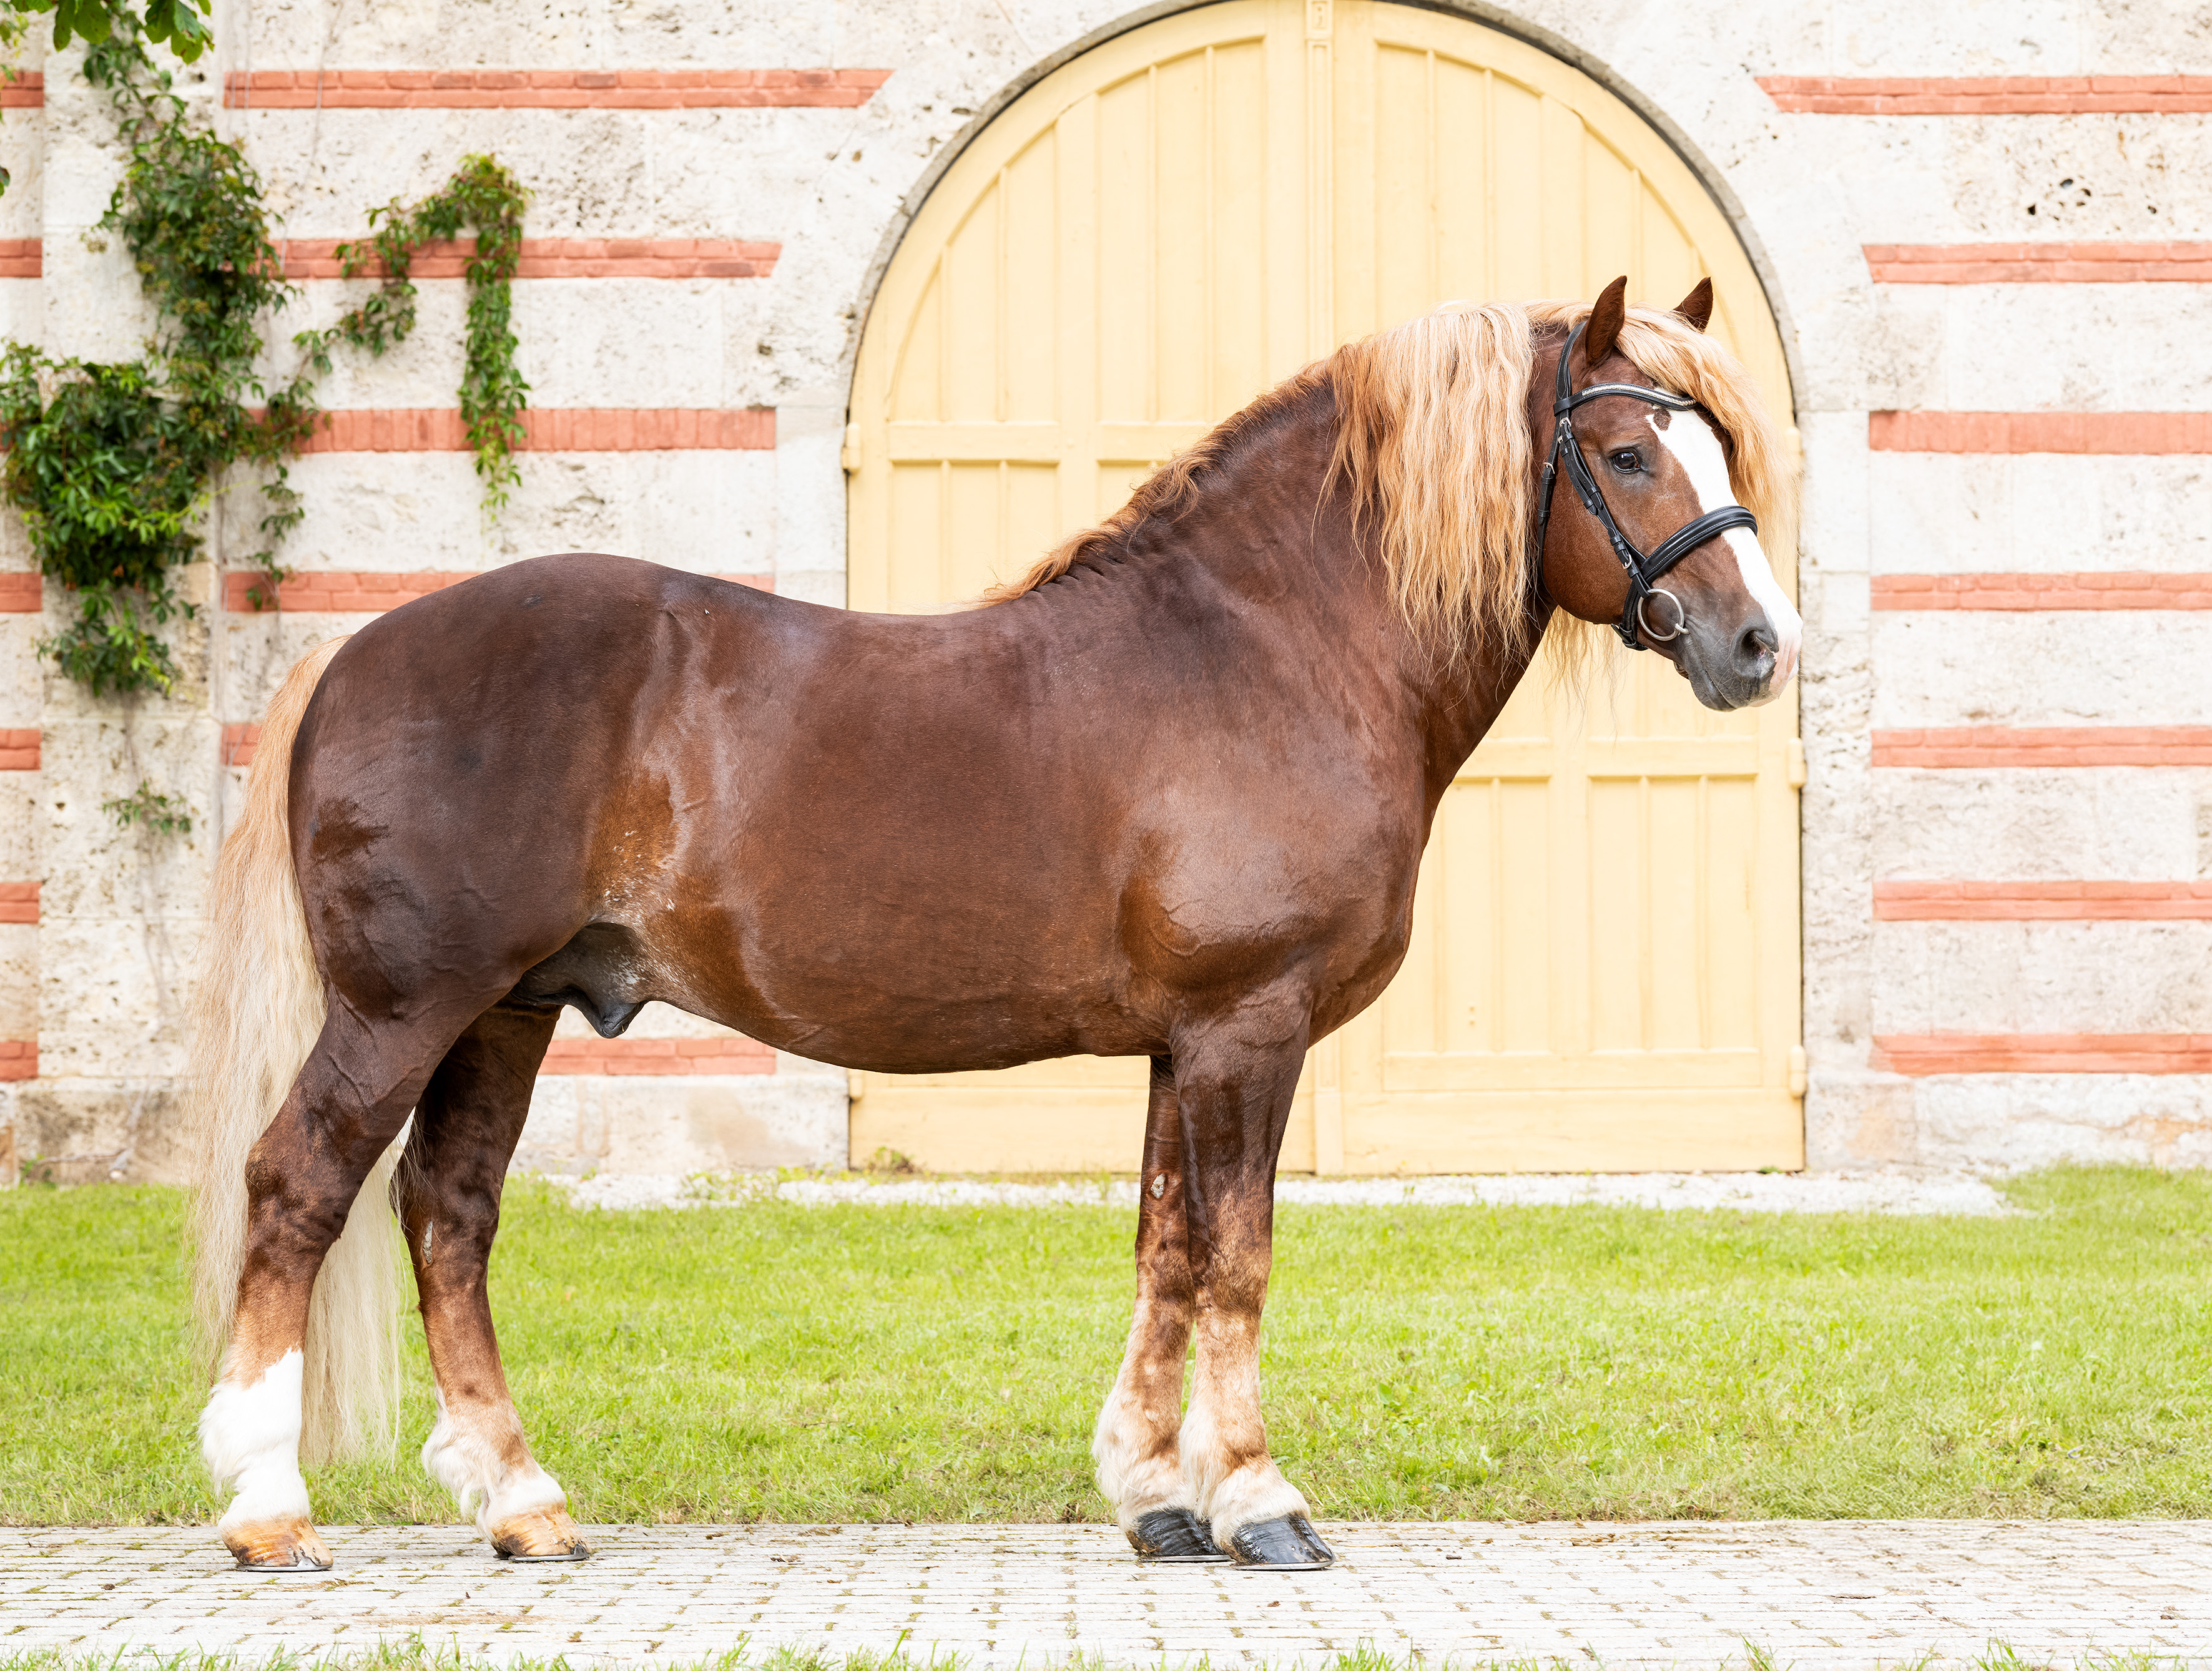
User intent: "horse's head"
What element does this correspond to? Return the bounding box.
[1533,277,1801,710]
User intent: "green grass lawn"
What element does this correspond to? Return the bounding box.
[1,1167,2207,1527]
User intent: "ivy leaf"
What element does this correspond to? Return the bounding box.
[26,0,214,61]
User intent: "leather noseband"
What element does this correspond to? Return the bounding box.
[1533,320,1761,650]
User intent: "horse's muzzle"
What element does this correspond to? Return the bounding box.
[1676,607,1787,711]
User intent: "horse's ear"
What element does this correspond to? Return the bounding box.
[1584,275,1627,368]
[1674,277,1714,332]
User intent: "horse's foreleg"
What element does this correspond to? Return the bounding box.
[1173,1022,1335,1569]
[200,1006,444,1569]
[1093,1056,1222,1561]
[395,1004,588,1560]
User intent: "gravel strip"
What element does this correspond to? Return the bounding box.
[551,1169,2011,1216]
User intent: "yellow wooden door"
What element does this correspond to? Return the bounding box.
[845,0,1803,1174]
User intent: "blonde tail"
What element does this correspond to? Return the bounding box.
[187,636,405,1464]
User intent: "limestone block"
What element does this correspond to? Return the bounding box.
[0,105,41,242]
[1872,613,2212,728]
[1804,1067,1924,1171]
[1912,1073,2212,1171]
[35,715,219,920]
[0,276,42,345]
[0,919,34,1039]
[1873,767,2212,880]
[244,0,837,66]
[2085,0,2212,73]
[1872,454,2212,577]
[255,280,777,411]
[0,614,39,729]
[1875,283,2212,413]
[1938,115,2212,242]
[1874,920,2212,1034]
[10,1076,181,1180]
[211,451,776,586]
[0,775,35,880]
[1829,1,2082,75]
[242,105,821,240]
[1799,411,1870,573]
[519,1067,846,1175]
[36,914,204,1080]
[775,386,847,603]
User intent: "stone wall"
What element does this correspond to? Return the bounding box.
[0,0,2206,1181]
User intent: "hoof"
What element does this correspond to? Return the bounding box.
[491,1507,592,1562]
[224,1519,333,1571]
[1227,1514,1335,1570]
[1128,1507,1229,1564]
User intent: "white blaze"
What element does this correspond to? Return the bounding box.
[1648,409,1802,692]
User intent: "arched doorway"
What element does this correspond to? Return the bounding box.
[845,0,1802,1174]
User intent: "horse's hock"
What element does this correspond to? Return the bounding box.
[1,0,2208,1182]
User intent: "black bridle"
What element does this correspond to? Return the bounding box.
[1534,320,1761,650]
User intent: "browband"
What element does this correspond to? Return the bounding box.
[1533,321,1761,649]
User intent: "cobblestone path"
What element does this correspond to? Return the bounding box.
[4,1521,2206,1667]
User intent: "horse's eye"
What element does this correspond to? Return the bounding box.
[1608,449,1641,473]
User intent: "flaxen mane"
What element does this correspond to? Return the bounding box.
[986,296,1799,669]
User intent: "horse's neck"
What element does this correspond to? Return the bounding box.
[1120,392,1544,811]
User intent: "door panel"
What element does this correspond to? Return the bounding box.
[846,0,1802,1174]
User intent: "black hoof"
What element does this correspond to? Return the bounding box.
[1128,1507,1229,1563]
[1228,1514,1335,1569]
[496,1547,592,1562]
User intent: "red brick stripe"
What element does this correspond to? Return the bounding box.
[0,1040,34,1081]
[280,237,780,280]
[0,881,36,925]
[1870,411,2212,454]
[1872,573,2212,610]
[223,569,770,614]
[0,730,36,770]
[541,1037,774,1074]
[222,723,260,768]
[1866,242,2212,283]
[1875,880,2212,920]
[1872,727,2212,768]
[1761,76,2212,114]
[225,69,890,109]
[0,574,39,610]
[286,408,775,453]
[0,72,41,109]
[1872,1033,2212,1074]
[0,239,39,279]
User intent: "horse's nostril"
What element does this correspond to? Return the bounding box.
[1736,619,1777,675]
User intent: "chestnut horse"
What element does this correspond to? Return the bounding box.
[189,278,1799,1571]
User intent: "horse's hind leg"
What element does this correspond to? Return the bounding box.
[1171,1020,1334,1569]
[1092,1057,1223,1561]
[201,1004,458,1569]
[394,1003,589,1559]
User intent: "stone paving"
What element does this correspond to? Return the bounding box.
[4,1521,2209,1668]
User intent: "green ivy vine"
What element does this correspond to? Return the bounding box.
[0,31,531,700]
